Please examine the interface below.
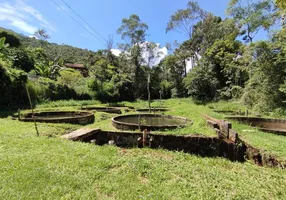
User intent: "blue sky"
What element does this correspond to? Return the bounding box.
[0,0,267,51]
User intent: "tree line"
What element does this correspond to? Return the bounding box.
[0,0,285,115]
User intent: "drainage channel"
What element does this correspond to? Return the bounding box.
[61,117,285,169]
[62,128,247,163]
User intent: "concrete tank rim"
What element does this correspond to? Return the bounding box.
[20,110,94,123]
[136,108,169,112]
[225,116,286,134]
[81,106,121,110]
[226,116,286,121]
[112,113,192,129]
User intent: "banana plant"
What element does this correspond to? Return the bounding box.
[0,37,9,60]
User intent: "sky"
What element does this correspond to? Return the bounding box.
[0,0,268,52]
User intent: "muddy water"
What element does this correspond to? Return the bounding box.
[118,116,186,126]
[31,114,83,119]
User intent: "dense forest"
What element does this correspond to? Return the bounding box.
[0,0,285,115]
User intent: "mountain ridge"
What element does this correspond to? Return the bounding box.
[0,26,97,64]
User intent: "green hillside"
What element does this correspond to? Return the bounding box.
[0,27,96,64]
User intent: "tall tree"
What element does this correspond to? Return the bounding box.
[162,55,186,98]
[143,42,163,112]
[117,14,148,47]
[117,14,149,99]
[166,1,205,38]
[182,15,239,56]
[106,35,117,65]
[34,29,50,47]
[34,29,50,41]
[241,41,286,111]
[276,0,286,10]
[226,0,274,43]
[275,0,286,27]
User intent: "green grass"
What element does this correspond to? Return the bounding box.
[22,98,286,158]
[228,122,286,160]
[36,99,101,108]
[1,98,286,199]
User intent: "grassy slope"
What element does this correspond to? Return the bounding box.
[208,100,286,160]
[27,98,286,158]
[1,98,286,199]
[87,98,286,159]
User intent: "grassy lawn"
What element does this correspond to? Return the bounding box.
[1,98,285,199]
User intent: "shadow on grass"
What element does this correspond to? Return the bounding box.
[0,110,17,118]
[0,104,32,118]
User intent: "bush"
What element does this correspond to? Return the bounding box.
[241,42,285,112]
[184,62,219,102]
[159,80,172,99]
[0,31,21,48]
[27,77,92,103]
[0,61,29,107]
[9,48,34,72]
[57,69,82,88]
[89,73,134,102]
[219,85,244,100]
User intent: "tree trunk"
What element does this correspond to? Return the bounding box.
[147,73,151,113]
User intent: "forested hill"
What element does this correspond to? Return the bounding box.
[0,27,96,64]
[1,0,285,114]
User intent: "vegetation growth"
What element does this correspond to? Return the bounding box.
[1,99,286,199]
[0,0,286,198]
[1,0,285,115]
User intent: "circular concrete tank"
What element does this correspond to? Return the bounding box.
[20,111,95,125]
[112,114,191,131]
[82,106,122,114]
[226,116,286,135]
[136,108,169,113]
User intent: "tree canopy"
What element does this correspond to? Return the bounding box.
[166,1,206,38]
[0,0,285,115]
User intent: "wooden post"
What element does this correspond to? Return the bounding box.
[137,137,142,148]
[159,90,162,108]
[25,84,39,136]
[138,114,141,130]
[147,73,151,113]
[142,129,148,147]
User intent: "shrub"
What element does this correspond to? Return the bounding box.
[184,61,219,102]
[9,48,34,72]
[0,31,21,48]
[0,61,28,106]
[27,77,92,103]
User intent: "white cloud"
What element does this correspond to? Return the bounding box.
[17,0,56,32]
[11,19,37,34]
[0,0,55,34]
[111,49,122,56]
[185,53,202,72]
[111,42,168,67]
[140,42,168,67]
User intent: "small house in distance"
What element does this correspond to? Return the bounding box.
[64,63,89,77]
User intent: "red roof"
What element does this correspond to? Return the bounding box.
[64,63,86,69]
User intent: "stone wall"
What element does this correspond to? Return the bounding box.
[79,130,245,162]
